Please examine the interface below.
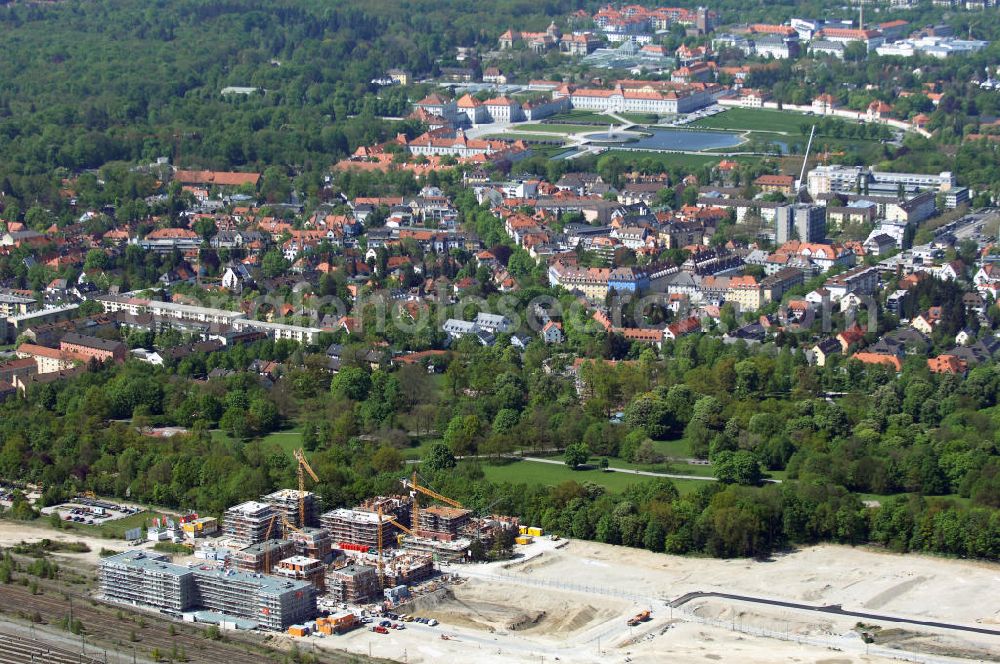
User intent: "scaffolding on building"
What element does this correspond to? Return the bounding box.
[223,501,277,548]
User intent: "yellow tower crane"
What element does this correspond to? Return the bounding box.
[262,514,279,574]
[401,471,463,538]
[376,506,386,589]
[293,448,319,529]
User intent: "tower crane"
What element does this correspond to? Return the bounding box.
[293,448,319,529]
[382,516,416,547]
[377,506,386,589]
[280,514,303,535]
[796,124,816,202]
[401,470,463,538]
[262,514,279,574]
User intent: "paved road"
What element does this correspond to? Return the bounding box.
[521,455,721,482]
[670,591,1000,638]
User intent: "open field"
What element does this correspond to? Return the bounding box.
[546,110,612,124]
[649,438,692,457]
[620,112,659,124]
[483,133,568,143]
[506,540,1000,628]
[477,459,706,494]
[211,426,304,453]
[690,108,813,134]
[510,124,596,134]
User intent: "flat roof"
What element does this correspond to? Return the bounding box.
[239,539,289,556]
[263,489,315,500]
[227,500,273,515]
[104,551,313,598]
[102,550,192,579]
[7,304,79,322]
[323,508,381,524]
[0,294,35,304]
[193,563,312,596]
[147,300,245,319]
[329,564,375,577]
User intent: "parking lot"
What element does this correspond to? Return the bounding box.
[40,497,143,526]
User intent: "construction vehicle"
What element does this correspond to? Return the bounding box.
[293,448,320,529]
[627,610,651,626]
[400,470,463,539]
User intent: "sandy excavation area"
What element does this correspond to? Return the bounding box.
[0,519,147,567]
[406,578,629,637]
[505,540,1000,628]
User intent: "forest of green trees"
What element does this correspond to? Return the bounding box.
[2,324,997,559]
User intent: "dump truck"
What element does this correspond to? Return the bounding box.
[627,610,651,626]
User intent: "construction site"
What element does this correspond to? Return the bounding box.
[97,450,521,636]
[1,470,994,663]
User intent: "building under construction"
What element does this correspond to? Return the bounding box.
[321,508,398,549]
[262,488,320,528]
[223,501,277,547]
[356,495,412,527]
[287,527,333,562]
[377,551,434,588]
[418,505,471,541]
[326,563,379,604]
[233,539,296,574]
[100,550,315,631]
[274,555,325,591]
[400,535,471,563]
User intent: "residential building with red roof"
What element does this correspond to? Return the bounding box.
[664,316,701,340]
[928,354,967,375]
[754,174,795,195]
[174,170,260,188]
[851,352,902,372]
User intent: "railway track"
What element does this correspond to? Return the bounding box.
[0,583,288,664]
[0,630,103,664]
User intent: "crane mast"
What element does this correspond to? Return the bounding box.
[294,448,320,529]
[797,124,816,202]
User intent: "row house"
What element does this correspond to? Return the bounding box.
[211,230,266,250]
[138,228,201,253]
[59,332,127,364]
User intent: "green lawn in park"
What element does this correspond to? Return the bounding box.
[512,123,599,134]
[476,458,708,494]
[546,110,613,124]
[211,426,304,454]
[690,108,814,134]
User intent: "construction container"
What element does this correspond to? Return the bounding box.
[515,535,533,545]
[288,625,309,637]
[526,527,543,537]
[518,525,528,535]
